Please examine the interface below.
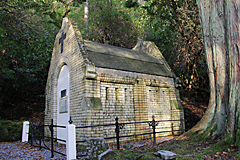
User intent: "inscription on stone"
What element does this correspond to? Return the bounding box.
[60,89,67,113]
[59,97,68,113]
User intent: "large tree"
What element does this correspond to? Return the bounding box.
[190,0,240,142]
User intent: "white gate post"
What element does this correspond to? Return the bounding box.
[66,122,76,160]
[21,121,29,142]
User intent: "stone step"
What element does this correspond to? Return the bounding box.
[155,150,177,160]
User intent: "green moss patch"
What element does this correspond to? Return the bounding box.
[83,97,103,110]
[77,144,87,152]
[90,97,103,110]
[115,150,158,160]
[111,135,239,159]
[170,100,179,109]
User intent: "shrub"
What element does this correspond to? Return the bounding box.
[0,120,23,142]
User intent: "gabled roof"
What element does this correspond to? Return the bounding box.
[84,40,174,77]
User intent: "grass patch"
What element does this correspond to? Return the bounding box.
[111,136,239,159]
[77,144,87,152]
[201,138,233,154]
[156,139,201,159]
[114,150,159,160]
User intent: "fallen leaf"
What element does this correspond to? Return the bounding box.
[223,151,228,155]
[214,154,219,158]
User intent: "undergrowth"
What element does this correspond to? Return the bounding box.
[0,120,23,142]
[113,135,239,159]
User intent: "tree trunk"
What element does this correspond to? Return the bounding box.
[84,0,89,27]
[191,0,240,140]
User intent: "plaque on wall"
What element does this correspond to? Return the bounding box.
[59,96,68,113]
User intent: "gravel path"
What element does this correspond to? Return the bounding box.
[0,137,173,159]
[0,141,66,160]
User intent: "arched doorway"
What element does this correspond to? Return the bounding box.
[57,65,69,141]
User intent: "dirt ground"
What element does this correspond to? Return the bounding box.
[180,89,209,131]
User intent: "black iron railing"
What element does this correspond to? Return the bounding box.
[29,119,66,158]
[75,115,185,150]
[28,115,187,159]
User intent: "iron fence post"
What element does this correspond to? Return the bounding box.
[39,120,42,150]
[50,119,54,158]
[148,115,158,145]
[115,116,120,150]
[30,123,34,146]
[152,115,156,145]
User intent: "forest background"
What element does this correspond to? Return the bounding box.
[0,0,209,126]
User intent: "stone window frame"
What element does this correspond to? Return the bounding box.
[124,88,128,103]
[147,86,160,104]
[106,87,109,100]
[115,88,120,101]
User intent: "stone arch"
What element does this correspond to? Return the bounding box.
[56,64,69,140]
[51,57,72,126]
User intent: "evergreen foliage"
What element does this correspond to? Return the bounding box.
[0,120,22,142]
[126,0,209,92]
[148,0,208,92]
[69,0,146,49]
[0,0,58,119]
[0,0,209,120]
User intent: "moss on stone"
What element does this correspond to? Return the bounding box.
[170,100,179,110]
[90,97,103,110]
[100,150,117,160]
[235,128,240,147]
[196,121,217,141]
[77,144,87,152]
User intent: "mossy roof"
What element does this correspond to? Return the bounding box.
[84,40,174,77]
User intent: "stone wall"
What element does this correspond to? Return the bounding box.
[85,138,108,159]
[75,67,184,143]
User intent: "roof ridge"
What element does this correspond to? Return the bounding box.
[70,20,94,66]
[86,49,163,65]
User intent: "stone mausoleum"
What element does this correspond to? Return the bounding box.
[45,17,184,142]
